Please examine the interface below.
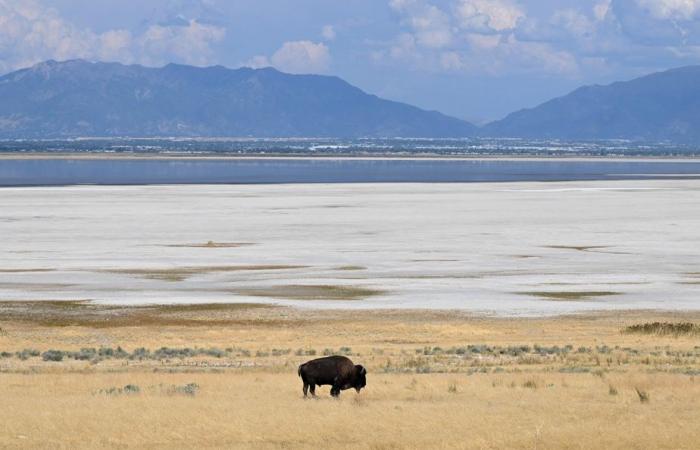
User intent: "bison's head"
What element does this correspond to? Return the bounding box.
[354,365,367,392]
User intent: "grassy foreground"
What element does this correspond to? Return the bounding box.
[1,303,699,449]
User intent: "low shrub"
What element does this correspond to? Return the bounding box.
[635,387,650,403]
[168,383,200,396]
[98,384,141,396]
[42,350,64,362]
[522,379,539,389]
[16,349,40,360]
[624,322,700,337]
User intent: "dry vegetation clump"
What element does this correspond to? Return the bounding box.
[96,384,141,396]
[635,387,651,403]
[104,264,307,282]
[447,380,458,393]
[624,322,700,337]
[165,382,200,396]
[237,284,386,300]
[519,291,620,301]
[335,265,367,271]
[544,245,611,252]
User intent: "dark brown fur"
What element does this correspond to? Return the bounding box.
[298,355,367,397]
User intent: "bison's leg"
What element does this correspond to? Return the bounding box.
[303,381,309,397]
[309,384,316,397]
[330,376,341,397]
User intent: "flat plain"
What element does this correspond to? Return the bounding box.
[1,180,699,314]
[1,179,699,448]
[0,304,699,449]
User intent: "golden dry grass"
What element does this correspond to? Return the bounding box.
[1,303,699,449]
[1,371,698,449]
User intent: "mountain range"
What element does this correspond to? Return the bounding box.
[0,60,475,138]
[1,59,699,142]
[485,65,700,142]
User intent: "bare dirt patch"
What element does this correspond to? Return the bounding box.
[0,268,56,273]
[0,282,76,291]
[518,291,621,301]
[102,265,308,282]
[544,245,611,252]
[335,265,367,271]
[0,301,277,328]
[164,241,256,249]
[236,284,386,301]
[543,245,632,255]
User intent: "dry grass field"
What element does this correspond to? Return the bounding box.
[1,302,699,449]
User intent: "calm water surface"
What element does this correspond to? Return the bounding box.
[1,158,700,186]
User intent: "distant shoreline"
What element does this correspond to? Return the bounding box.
[2,152,700,162]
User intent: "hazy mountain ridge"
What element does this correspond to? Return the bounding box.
[483,66,700,142]
[2,60,700,142]
[0,60,477,138]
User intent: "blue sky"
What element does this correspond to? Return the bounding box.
[2,0,700,122]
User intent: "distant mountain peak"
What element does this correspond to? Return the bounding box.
[484,65,700,142]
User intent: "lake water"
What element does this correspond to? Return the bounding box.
[1,158,700,186]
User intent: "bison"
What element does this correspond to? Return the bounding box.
[298,355,367,397]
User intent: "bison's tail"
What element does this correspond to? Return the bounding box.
[297,364,303,378]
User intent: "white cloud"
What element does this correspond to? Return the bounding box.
[409,5,453,47]
[465,33,501,50]
[246,40,332,74]
[439,51,464,70]
[594,0,612,21]
[98,30,132,60]
[390,0,454,48]
[322,25,336,41]
[266,40,331,74]
[0,0,94,72]
[0,0,225,73]
[383,0,700,77]
[636,0,700,20]
[385,0,577,75]
[610,0,700,47]
[455,0,525,32]
[245,55,271,69]
[551,9,595,38]
[137,19,225,66]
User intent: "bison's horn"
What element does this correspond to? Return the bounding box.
[360,367,367,375]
